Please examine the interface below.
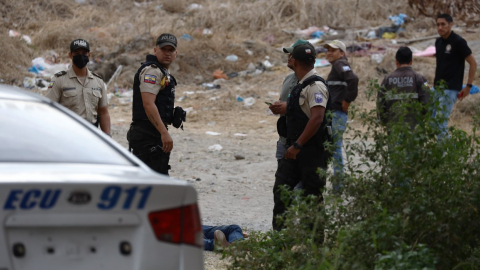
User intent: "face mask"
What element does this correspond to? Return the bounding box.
[72,55,89,69]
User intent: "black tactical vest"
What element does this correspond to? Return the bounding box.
[286,75,331,146]
[132,55,177,124]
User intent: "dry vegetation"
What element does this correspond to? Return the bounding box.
[409,0,480,26]
[0,0,478,122]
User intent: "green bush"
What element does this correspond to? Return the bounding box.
[225,81,480,270]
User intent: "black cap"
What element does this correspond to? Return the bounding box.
[70,39,90,52]
[292,43,316,62]
[156,33,177,49]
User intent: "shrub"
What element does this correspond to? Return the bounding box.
[225,80,480,270]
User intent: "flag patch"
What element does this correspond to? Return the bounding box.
[315,93,323,103]
[144,74,157,84]
[48,82,54,88]
[342,66,351,71]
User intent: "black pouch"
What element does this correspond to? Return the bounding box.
[172,106,186,130]
[277,115,287,137]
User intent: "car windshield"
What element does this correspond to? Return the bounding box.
[0,99,132,165]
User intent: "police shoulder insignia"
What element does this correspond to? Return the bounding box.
[342,66,352,72]
[48,82,55,88]
[55,71,67,77]
[92,72,103,80]
[144,74,157,84]
[314,93,323,103]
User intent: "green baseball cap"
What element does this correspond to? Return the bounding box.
[283,39,309,53]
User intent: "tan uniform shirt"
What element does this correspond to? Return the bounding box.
[46,66,108,124]
[298,69,329,118]
[138,65,169,95]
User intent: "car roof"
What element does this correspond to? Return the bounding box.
[0,84,51,103]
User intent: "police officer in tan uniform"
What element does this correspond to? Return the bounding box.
[46,39,111,135]
[127,33,185,175]
[273,43,331,232]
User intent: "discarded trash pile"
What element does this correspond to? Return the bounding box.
[1,0,480,111]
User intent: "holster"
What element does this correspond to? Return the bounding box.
[172,106,186,130]
[277,116,287,138]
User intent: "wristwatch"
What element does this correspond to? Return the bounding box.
[467,83,473,88]
[293,141,303,150]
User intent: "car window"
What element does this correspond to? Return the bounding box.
[0,99,132,165]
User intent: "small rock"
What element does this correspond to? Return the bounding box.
[196,178,201,181]
[234,154,245,160]
[212,189,216,192]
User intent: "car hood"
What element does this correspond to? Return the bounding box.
[0,163,187,185]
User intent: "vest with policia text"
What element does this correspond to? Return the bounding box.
[132,55,177,124]
[286,75,332,147]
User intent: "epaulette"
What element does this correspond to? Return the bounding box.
[92,72,103,80]
[55,71,67,77]
[149,64,158,68]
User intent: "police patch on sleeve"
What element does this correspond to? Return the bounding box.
[48,82,54,88]
[314,93,323,103]
[144,74,157,84]
[342,66,352,72]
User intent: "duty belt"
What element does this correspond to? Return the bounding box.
[385,92,419,101]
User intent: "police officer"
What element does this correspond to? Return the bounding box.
[324,40,358,184]
[46,39,111,135]
[270,39,307,164]
[272,43,330,231]
[377,47,429,129]
[127,33,185,175]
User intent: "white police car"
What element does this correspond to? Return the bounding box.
[0,85,203,270]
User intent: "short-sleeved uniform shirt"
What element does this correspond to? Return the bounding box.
[138,65,169,95]
[280,73,298,103]
[46,66,108,124]
[297,69,329,118]
[434,31,472,91]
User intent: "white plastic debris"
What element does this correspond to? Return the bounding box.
[208,144,223,151]
[202,29,213,36]
[371,54,384,64]
[9,30,20,37]
[246,49,253,56]
[206,131,221,136]
[184,91,195,95]
[184,107,194,113]
[225,55,238,62]
[187,3,203,11]
[234,133,247,137]
[262,60,274,69]
[244,97,256,106]
[21,35,32,45]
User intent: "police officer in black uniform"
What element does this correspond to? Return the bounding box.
[272,43,331,231]
[377,47,429,130]
[127,33,185,175]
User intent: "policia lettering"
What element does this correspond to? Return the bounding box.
[273,75,332,231]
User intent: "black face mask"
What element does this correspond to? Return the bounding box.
[72,55,89,69]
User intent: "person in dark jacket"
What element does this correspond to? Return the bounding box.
[324,40,359,189]
[377,47,429,129]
